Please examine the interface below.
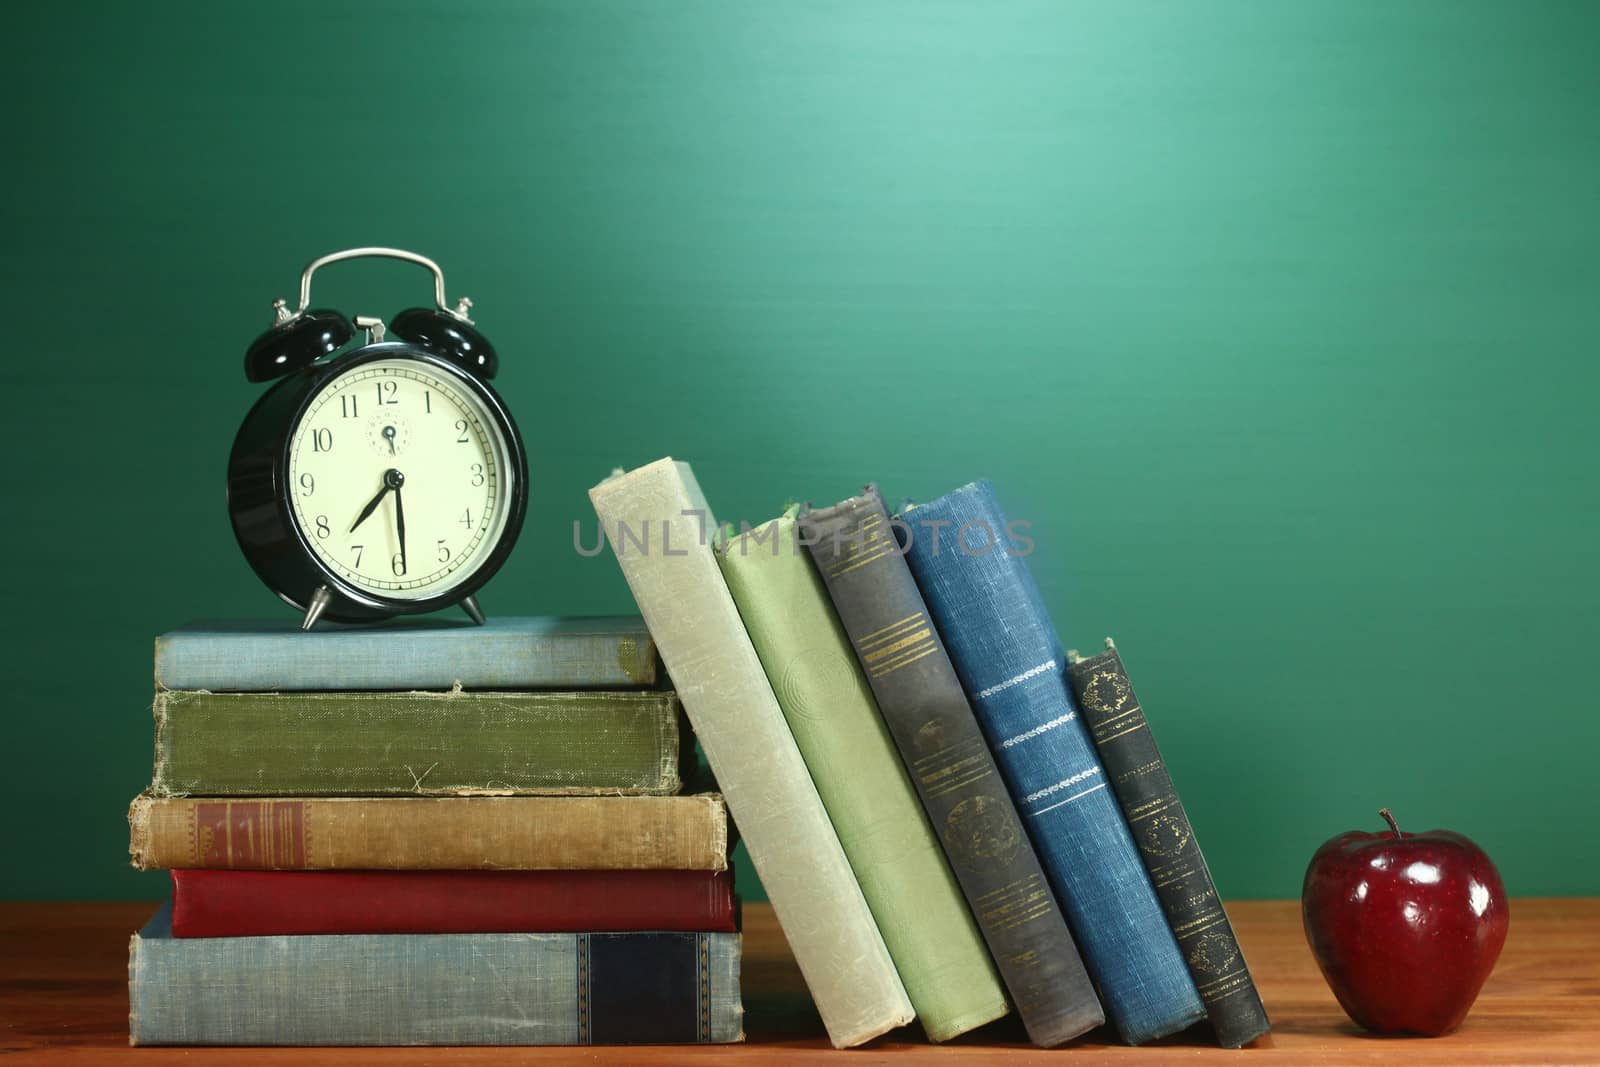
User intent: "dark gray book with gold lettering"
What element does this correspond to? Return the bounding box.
[801,487,1103,1048]
[1066,639,1269,1048]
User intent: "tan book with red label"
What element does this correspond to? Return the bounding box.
[128,793,729,871]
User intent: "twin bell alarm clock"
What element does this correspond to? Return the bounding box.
[227,248,528,630]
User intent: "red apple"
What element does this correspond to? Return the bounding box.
[1302,808,1509,1036]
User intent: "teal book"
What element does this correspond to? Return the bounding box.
[128,906,744,1045]
[900,481,1206,1044]
[153,616,658,691]
[801,487,1103,1047]
[150,689,684,796]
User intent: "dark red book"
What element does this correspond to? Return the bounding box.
[170,869,737,937]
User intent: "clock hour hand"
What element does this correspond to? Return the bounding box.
[348,480,391,534]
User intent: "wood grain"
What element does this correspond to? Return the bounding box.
[3,900,1596,1064]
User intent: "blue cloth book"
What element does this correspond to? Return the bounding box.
[153,616,658,691]
[900,481,1206,1044]
[128,905,743,1045]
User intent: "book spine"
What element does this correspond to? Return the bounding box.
[591,459,913,1049]
[717,510,1009,1042]
[129,793,729,871]
[1067,641,1270,1047]
[170,869,738,937]
[899,480,1205,1044]
[153,616,658,691]
[150,689,682,797]
[800,488,1103,1048]
[130,906,743,1045]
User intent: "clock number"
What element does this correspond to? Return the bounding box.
[437,539,451,563]
[351,544,364,567]
[299,473,315,496]
[460,508,474,530]
[469,463,485,487]
[454,419,470,443]
[391,551,407,577]
[314,515,330,539]
[312,428,333,452]
[340,395,359,419]
[376,380,398,406]
[424,390,432,414]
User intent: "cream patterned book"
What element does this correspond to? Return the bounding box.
[590,459,913,1048]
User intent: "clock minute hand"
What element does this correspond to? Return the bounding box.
[393,476,407,575]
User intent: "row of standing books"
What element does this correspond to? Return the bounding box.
[126,618,745,1046]
[588,461,1271,1048]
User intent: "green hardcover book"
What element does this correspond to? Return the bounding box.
[150,690,684,797]
[717,509,1010,1042]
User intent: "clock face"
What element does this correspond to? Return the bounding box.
[285,358,513,601]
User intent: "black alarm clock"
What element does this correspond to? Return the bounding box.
[227,247,528,630]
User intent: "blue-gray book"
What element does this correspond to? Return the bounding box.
[899,481,1206,1044]
[128,906,743,1046]
[153,616,658,691]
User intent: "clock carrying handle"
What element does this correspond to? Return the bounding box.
[291,247,474,325]
[245,247,497,382]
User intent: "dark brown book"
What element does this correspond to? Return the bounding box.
[1067,639,1270,1047]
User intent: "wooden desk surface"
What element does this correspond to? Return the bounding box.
[3,899,1596,1064]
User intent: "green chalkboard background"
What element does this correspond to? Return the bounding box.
[4,1,1596,902]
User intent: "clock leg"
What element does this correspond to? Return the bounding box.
[301,586,334,631]
[460,595,487,626]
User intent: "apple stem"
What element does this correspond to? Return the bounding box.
[1379,808,1402,837]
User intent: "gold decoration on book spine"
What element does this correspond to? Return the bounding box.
[942,793,1023,872]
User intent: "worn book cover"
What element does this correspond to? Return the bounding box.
[591,459,914,1049]
[718,507,1009,1042]
[154,616,659,691]
[801,487,1103,1048]
[901,480,1205,1044]
[129,905,744,1045]
[129,794,729,871]
[170,869,737,937]
[1068,639,1270,1047]
[149,689,684,796]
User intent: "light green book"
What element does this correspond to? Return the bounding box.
[717,508,1010,1042]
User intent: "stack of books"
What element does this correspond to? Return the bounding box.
[125,617,745,1046]
[590,461,1273,1049]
